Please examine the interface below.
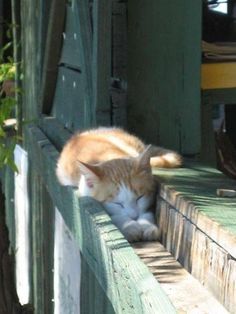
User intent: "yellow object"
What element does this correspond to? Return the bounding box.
[201,62,236,90]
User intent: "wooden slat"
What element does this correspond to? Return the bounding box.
[133,242,229,314]
[52,66,86,131]
[41,0,66,114]
[60,3,83,69]
[154,164,236,258]
[201,62,236,90]
[26,125,176,314]
[74,0,94,127]
[112,0,127,81]
[92,0,112,126]
[154,164,236,313]
[127,1,201,155]
[39,116,72,150]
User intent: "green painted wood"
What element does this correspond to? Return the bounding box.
[21,0,55,122]
[202,88,236,105]
[50,0,94,129]
[39,116,72,149]
[0,166,15,249]
[153,163,236,258]
[52,67,87,131]
[80,256,115,314]
[41,0,66,114]
[11,0,23,136]
[60,3,83,69]
[128,1,201,155]
[26,125,176,314]
[92,0,112,126]
[73,0,94,127]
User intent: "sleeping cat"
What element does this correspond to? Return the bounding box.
[56,127,182,242]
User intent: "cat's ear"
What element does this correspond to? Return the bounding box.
[136,145,153,169]
[77,161,103,188]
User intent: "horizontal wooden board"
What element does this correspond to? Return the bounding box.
[201,62,236,90]
[202,88,236,105]
[26,125,176,314]
[153,163,236,259]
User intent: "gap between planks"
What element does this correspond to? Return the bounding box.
[132,241,229,314]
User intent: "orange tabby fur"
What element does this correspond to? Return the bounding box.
[56,127,182,242]
[57,127,182,187]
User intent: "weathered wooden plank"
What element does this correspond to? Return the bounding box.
[52,66,87,131]
[111,87,127,127]
[158,199,236,312]
[154,164,236,258]
[92,0,112,126]
[133,242,229,314]
[127,1,201,154]
[73,0,94,127]
[40,0,66,114]
[21,0,42,121]
[112,1,127,81]
[80,256,115,314]
[39,116,72,150]
[60,3,83,69]
[26,126,176,314]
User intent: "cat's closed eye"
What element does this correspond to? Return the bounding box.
[136,195,144,203]
[112,202,124,208]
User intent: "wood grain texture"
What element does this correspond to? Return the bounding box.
[154,164,236,312]
[92,0,112,126]
[26,125,176,314]
[127,1,201,155]
[133,242,229,314]
[41,0,66,114]
[52,66,87,131]
[154,164,236,258]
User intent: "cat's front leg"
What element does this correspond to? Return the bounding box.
[111,214,142,242]
[138,212,160,241]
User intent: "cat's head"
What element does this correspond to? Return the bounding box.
[78,146,157,220]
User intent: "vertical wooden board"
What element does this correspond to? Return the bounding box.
[128,1,183,148]
[128,1,201,154]
[180,0,201,154]
[52,67,86,131]
[21,0,49,122]
[92,0,112,126]
[60,3,83,68]
[112,1,127,81]
[0,166,15,249]
[40,0,66,114]
[111,87,127,127]
[80,256,115,314]
[74,0,94,127]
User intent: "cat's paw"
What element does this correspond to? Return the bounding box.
[122,222,143,242]
[142,224,160,241]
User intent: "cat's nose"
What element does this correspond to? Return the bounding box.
[128,211,139,220]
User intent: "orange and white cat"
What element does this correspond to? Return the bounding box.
[56,127,182,242]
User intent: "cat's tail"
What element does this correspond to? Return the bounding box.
[149,146,182,168]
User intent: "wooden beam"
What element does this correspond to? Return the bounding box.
[202,62,236,90]
[40,0,66,114]
[92,0,112,126]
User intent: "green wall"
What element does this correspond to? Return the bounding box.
[128,0,202,155]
